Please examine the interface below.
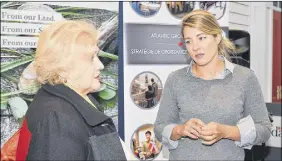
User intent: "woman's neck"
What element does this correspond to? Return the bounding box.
[192,55,225,80]
[65,82,88,97]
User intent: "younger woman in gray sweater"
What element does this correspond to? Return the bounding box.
[154,9,271,160]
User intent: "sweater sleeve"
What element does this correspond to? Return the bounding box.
[154,73,180,149]
[240,70,271,146]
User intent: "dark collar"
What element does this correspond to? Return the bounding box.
[42,83,110,126]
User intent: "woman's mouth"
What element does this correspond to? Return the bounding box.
[195,53,205,59]
[95,75,101,81]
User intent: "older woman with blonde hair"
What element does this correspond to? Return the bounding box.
[154,10,271,160]
[18,20,127,160]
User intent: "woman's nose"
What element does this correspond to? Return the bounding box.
[99,59,104,70]
[192,42,199,52]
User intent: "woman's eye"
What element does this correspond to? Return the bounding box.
[199,36,206,41]
[185,40,191,44]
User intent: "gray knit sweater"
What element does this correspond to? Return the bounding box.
[154,65,271,160]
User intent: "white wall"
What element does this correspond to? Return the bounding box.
[229,2,273,102]
[229,2,251,32]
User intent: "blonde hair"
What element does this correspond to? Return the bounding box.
[182,9,236,58]
[34,20,98,85]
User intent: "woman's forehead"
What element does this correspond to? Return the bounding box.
[183,27,205,38]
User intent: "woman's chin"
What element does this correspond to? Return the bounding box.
[195,60,209,66]
[90,83,102,93]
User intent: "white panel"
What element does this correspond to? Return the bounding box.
[229,1,250,32]
[229,2,250,16]
[249,2,272,102]
[235,2,251,6]
[229,22,249,32]
[229,12,250,25]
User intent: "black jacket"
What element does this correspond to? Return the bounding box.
[25,84,126,160]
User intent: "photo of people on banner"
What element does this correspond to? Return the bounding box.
[131,124,162,160]
[166,1,226,20]
[130,1,161,17]
[199,1,227,20]
[166,2,195,18]
[130,72,162,109]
